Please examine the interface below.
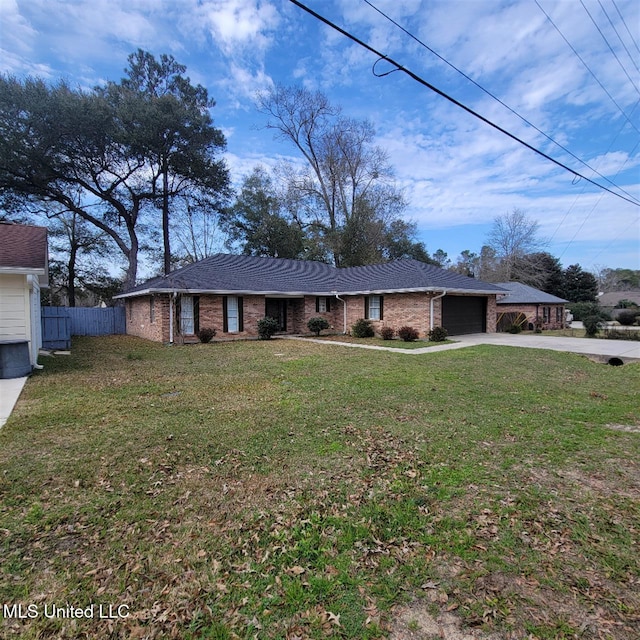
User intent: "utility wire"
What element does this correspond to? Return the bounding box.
[596,0,640,75]
[548,98,640,243]
[534,0,640,136]
[363,0,640,207]
[612,0,640,56]
[288,0,640,208]
[579,0,640,96]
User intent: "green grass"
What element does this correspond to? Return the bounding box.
[0,335,638,639]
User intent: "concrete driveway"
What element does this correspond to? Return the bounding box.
[454,332,640,362]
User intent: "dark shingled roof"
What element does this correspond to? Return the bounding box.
[495,282,568,304]
[119,254,506,298]
[0,222,48,272]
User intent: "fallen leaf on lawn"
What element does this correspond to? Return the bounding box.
[286,565,305,575]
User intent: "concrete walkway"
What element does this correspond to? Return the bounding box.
[0,376,28,429]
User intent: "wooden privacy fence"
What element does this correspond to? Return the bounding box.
[41,307,126,349]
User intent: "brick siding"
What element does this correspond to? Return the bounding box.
[497,303,565,330]
[125,292,499,342]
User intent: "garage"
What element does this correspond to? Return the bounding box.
[442,296,487,335]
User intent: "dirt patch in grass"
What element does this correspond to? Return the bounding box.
[390,603,503,640]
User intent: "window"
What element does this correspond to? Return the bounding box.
[365,295,383,321]
[316,296,331,313]
[223,296,244,333]
[542,306,551,323]
[556,307,563,323]
[180,296,195,334]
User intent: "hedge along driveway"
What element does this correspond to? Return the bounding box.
[0,335,638,639]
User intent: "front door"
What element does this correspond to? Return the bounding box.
[265,298,287,332]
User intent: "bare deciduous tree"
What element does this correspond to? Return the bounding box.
[487,209,545,281]
[256,85,411,266]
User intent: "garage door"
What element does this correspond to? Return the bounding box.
[442,296,486,335]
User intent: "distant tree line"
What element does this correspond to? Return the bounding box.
[0,54,635,306]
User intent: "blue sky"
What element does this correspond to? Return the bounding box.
[1,0,639,272]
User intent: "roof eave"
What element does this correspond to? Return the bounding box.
[117,286,505,299]
[0,266,47,276]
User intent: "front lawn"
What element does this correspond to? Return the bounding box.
[1,336,638,639]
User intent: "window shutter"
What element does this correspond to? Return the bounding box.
[316,297,320,313]
[222,297,228,333]
[364,297,369,319]
[379,296,384,321]
[238,297,244,332]
[193,296,200,335]
[326,298,331,311]
[176,297,181,333]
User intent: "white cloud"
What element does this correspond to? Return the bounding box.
[197,0,279,57]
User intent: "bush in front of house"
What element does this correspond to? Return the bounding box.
[380,326,395,340]
[257,316,279,340]
[397,326,419,342]
[197,327,216,343]
[617,310,638,326]
[351,318,374,338]
[307,316,330,336]
[428,326,448,342]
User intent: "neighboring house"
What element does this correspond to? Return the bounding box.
[115,254,507,343]
[598,291,640,319]
[0,222,49,371]
[495,282,567,331]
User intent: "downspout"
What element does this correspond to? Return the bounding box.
[169,292,177,344]
[334,293,347,334]
[430,290,447,331]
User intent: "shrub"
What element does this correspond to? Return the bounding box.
[583,315,603,337]
[257,316,279,340]
[380,326,395,340]
[603,329,640,341]
[397,326,419,342]
[615,299,638,309]
[197,327,216,343]
[307,316,330,336]
[617,310,638,326]
[428,326,448,342]
[351,318,374,338]
[507,323,522,334]
[569,302,610,322]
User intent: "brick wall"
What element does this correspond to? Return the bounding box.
[335,292,434,337]
[497,303,564,330]
[125,291,500,342]
[125,295,169,343]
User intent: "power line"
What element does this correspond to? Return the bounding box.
[612,0,640,56]
[288,0,640,208]
[579,0,640,96]
[548,98,640,244]
[534,0,640,136]
[596,0,640,76]
[362,0,640,208]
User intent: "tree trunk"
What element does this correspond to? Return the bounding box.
[68,245,77,307]
[163,165,171,275]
